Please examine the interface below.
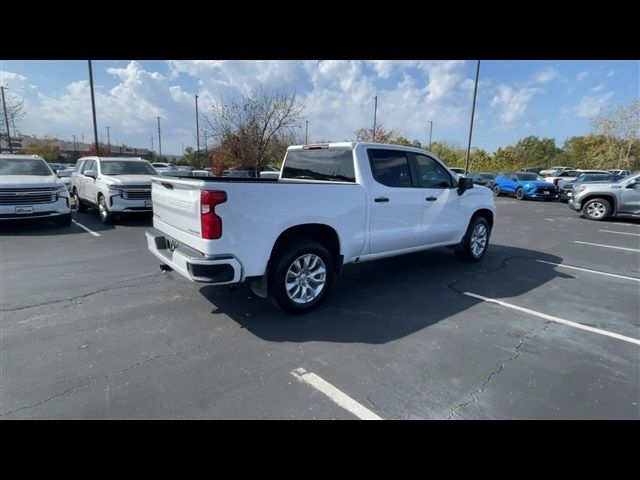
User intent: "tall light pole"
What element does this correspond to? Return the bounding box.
[195,94,200,154]
[88,60,100,155]
[428,121,433,150]
[72,134,77,152]
[106,126,111,153]
[1,86,14,153]
[372,96,378,142]
[151,137,154,153]
[305,120,309,144]
[464,60,481,175]
[203,129,208,154]
[156,116,162,159]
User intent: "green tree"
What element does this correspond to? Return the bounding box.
[510,136,563,168]
[25,141,60,161]
[590,98,640,170]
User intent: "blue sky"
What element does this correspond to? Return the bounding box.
[1,60,638,156]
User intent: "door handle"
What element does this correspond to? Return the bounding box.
[426,196,437,202]
[374,197,389,203]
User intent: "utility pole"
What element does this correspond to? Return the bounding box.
[305,120,309,144]
[106,126,111,153]
[72,134,77,151]
[1,86,14,153]
[428,121,433,150]
[156,116,162,159]
[372,96,378,142]
[151,137,154,153]
[195,94,200,154]
[203,130,208,154]
[88,60,100,156]
[464,60,481,175]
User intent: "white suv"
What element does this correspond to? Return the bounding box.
[0,154,71,226]
[71,157,157,224]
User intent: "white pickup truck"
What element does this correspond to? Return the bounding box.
[146,142,497,313]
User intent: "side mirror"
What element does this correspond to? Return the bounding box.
[458,176,474,195]
[626,180,636,188]
[84,170,97,179]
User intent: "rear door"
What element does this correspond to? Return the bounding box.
[367,148,426,253]
[619,176,640,213]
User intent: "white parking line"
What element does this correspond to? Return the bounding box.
[291,368,382,420]
[72,220,101,237]
[574,241,639,252]
[598,230,640,237]
[463,292,640,346]
[535,260,640,282]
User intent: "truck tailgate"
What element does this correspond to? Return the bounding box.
[151,176,206,243]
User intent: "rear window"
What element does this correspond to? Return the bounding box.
[281,149,356,183]
[0,157,53,176]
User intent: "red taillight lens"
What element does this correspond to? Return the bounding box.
[201,190,227,239]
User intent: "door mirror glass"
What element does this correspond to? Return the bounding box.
[84,169,97,179]
[458,176,474,195]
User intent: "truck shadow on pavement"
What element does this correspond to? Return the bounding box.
[199,245,571,344]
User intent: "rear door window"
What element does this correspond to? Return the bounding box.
[281,148,355,182]
[368,149,413,188]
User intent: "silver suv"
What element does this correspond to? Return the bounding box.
[71,157,157,224]
[569,172,640,221]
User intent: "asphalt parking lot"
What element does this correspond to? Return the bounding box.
[1,198,639,419]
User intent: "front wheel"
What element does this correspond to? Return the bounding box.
[492,185,500,197]
[456,216,491,262]
[268,238,335,314]
[515,187,525,200]
[55,212,72,227]
[98,195,113,224]
[582,198,611,221]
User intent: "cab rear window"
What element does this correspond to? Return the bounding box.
[281,149,356,183]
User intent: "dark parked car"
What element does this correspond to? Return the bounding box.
[559,174,626,202]
[521,167,543,174]
[468,172,497,188]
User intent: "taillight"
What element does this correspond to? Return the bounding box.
[201,190,227,239]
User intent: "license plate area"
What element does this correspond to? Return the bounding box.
[15,206,33,214]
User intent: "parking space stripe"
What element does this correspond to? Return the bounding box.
[291,368,383,420]
[574,241,639,252]
[598,230,640,237]
[71,220,101,237]
[463,292,640,346]
[535,260,640,282]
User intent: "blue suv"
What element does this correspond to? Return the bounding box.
[492,172,559,200]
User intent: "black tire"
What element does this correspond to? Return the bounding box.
[97,194,113,225]
[492,185,500,197]
[73,189,88,213]
[268,238,335,314]
[55,212,72,227]
[582,198,612,221]
[515,187,525,200]
[455,216,491,262]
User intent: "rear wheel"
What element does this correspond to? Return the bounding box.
[515,187,525,200]
[268,238,335,314]
[582,198,611,221]
[456,216,491,262]
[73,189,87,213]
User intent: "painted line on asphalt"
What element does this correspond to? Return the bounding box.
[535,260,640,282]
[573,241,639,252]
[72,220,101,237]
[543,218,555,222]
[291,368,382,420]
[463,292,640,346]
[598,229,640,237]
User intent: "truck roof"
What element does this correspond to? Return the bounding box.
[0,154,46,160]
[77,156,148,162]
[287,142,434,155]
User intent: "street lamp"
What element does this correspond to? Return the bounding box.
[428,121,433,150]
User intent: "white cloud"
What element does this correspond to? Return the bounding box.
[591,83,606,92]
[574,92,614,118]
[576,71,589,82]
[490,85,541,126]
[533,67,558,84]
[606,70,615,77]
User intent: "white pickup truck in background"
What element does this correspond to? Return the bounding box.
[146,142,497,313]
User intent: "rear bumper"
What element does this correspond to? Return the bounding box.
[527,191,559,199]
[146,228,243,284]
